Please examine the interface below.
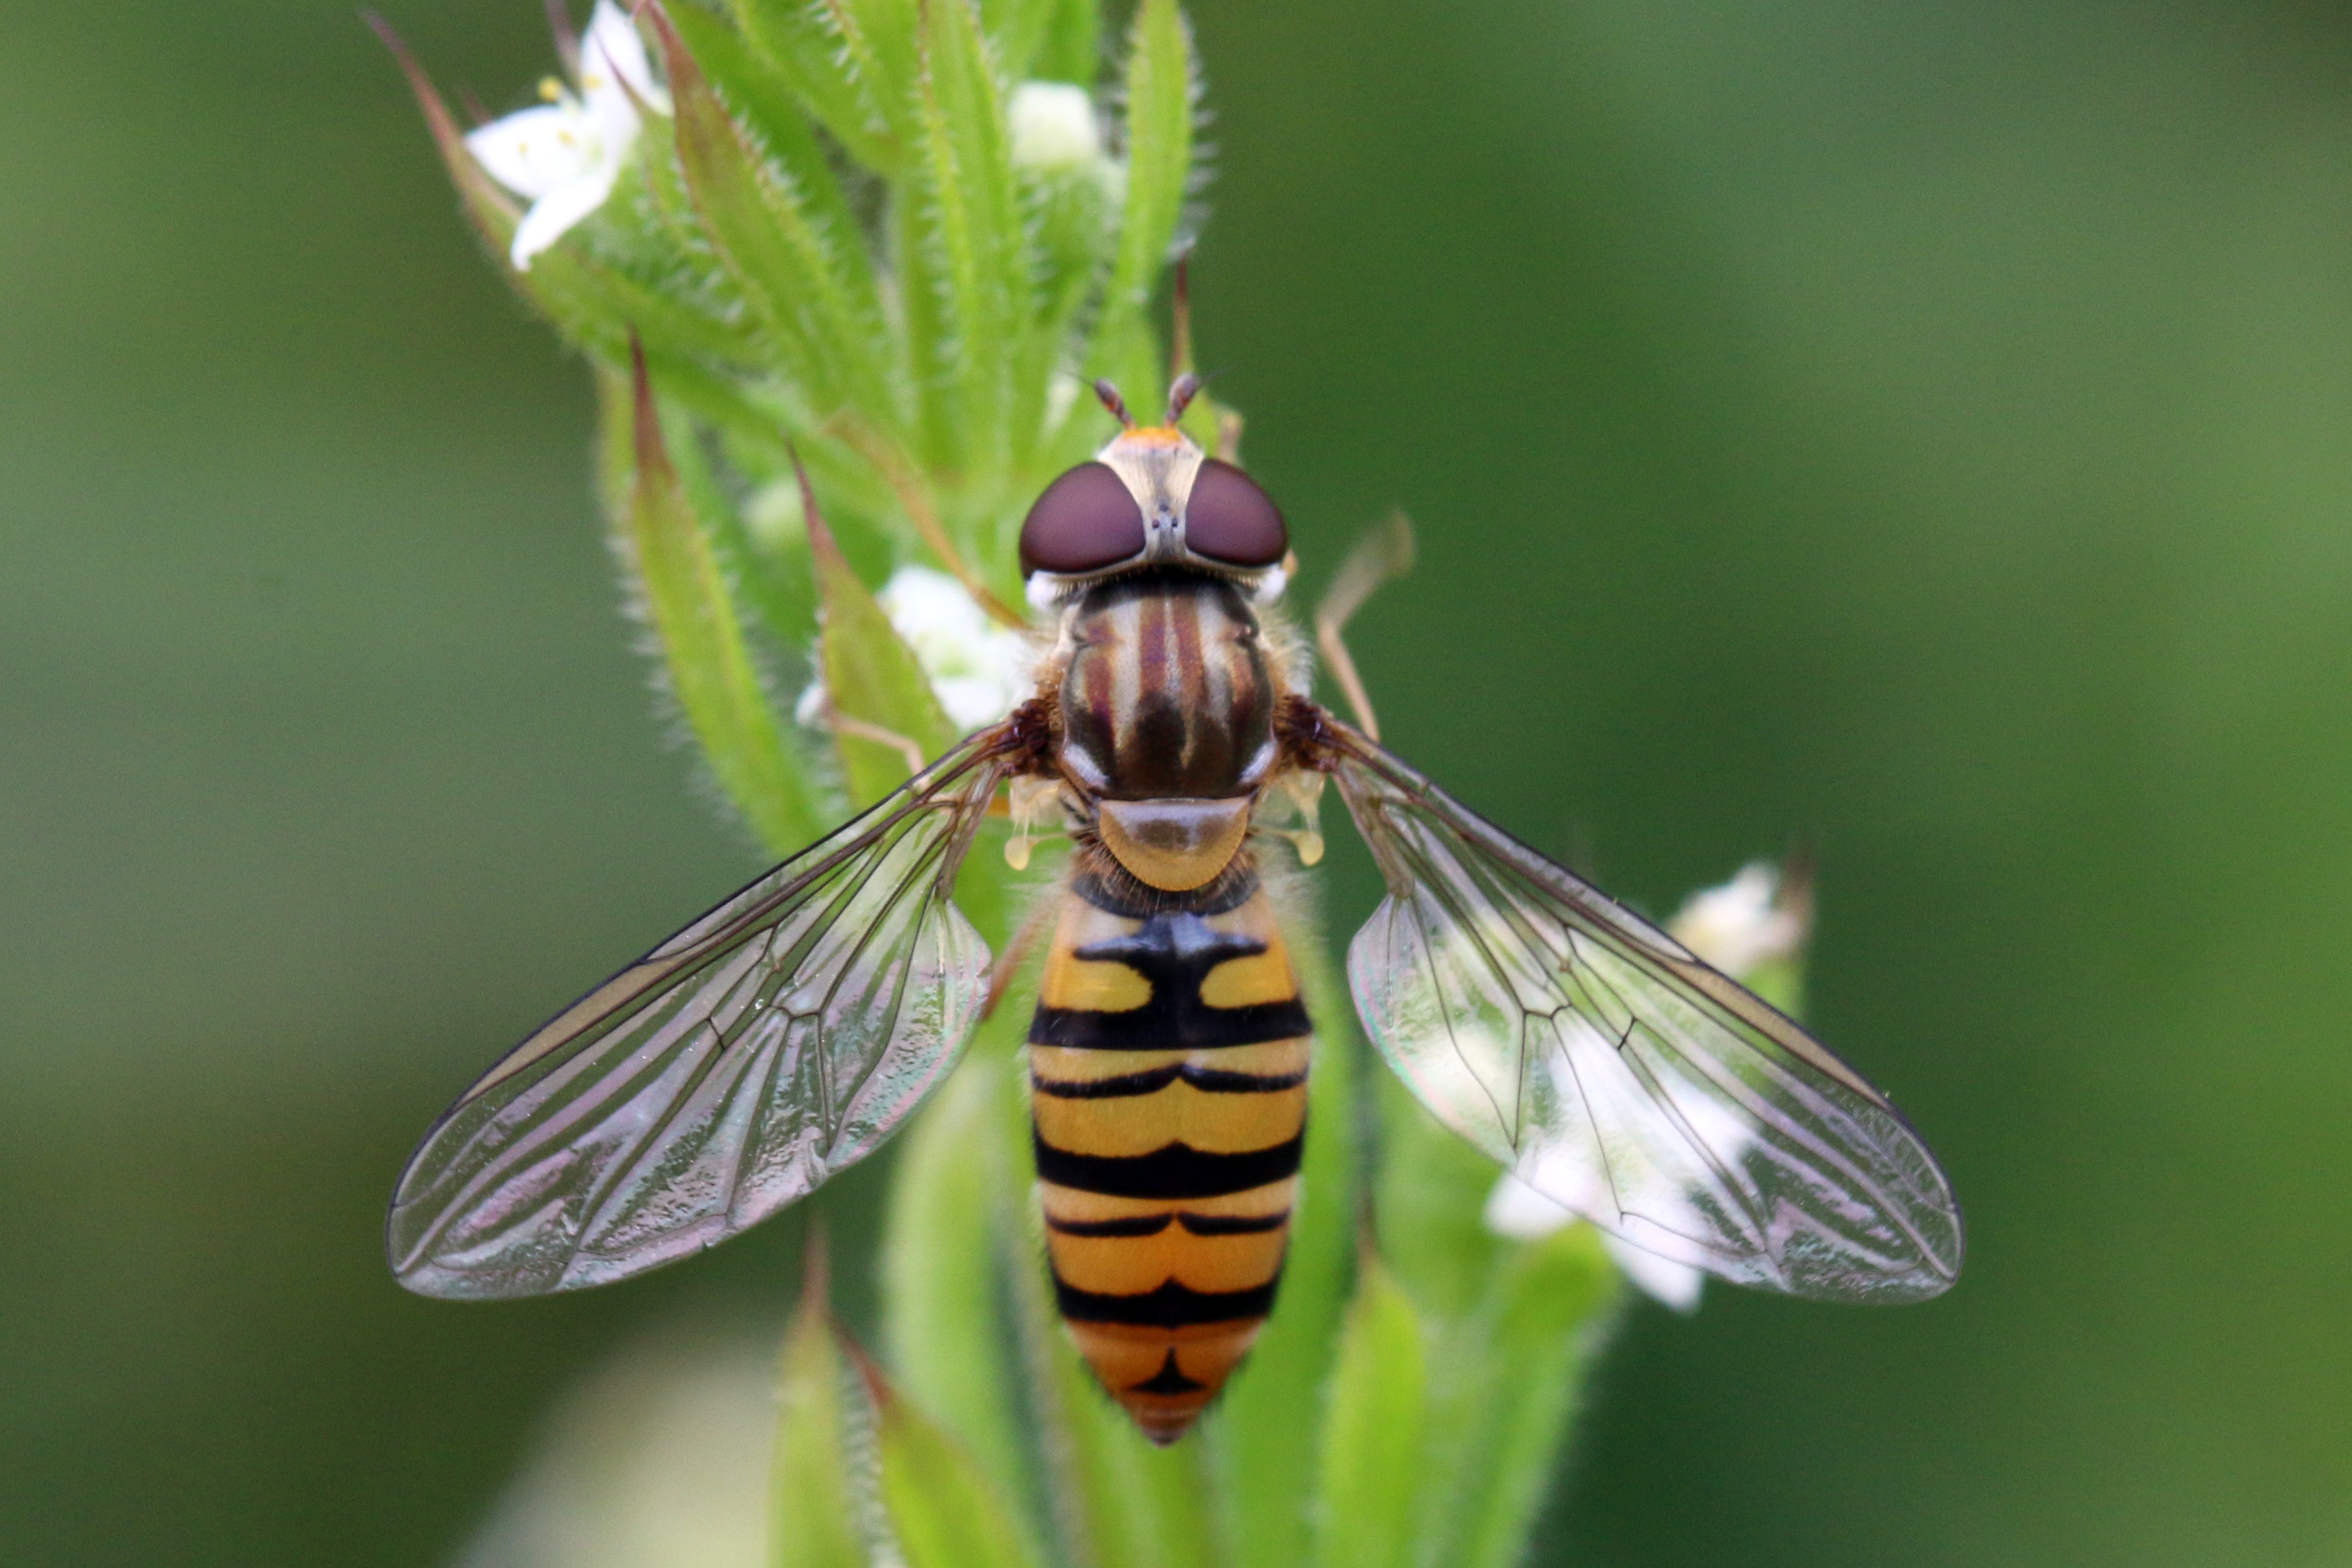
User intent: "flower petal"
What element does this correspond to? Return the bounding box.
[1602,1235,1706,1313]
[876,566,1032,728]
[508,162,620,270]
[1008,81,1102,173]
[1482,1172,1573,1241]
[465,103,600,201]
[581,1,670,121]
[1668,862,1804,979]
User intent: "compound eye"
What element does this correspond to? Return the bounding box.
[1020,462,1147,576]
[1183,459,1288,566]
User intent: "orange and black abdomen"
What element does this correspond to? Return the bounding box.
[1028,864,1309,1443]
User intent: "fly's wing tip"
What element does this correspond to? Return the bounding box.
[390,1261,502,1301]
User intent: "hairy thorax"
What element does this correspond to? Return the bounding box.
[1051,573,1282,893]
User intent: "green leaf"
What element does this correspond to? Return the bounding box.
[669,2,868,252]
[771,1254,866,1568]
[1216,924,1358,1568]
[805,470,960,805]
[727,0,909,171]
[913,0,1027,461]
[976,0,1056,82]
[656,4,892,422]
[614,349,825,857]
[1014,154,1112,466]
[1031,0,1100,84]
[824,0,927,160]
[1028,165,1111,337]
[1088,0,1192,379]
[879,1044,1033,1519]
[884,197,954,477]
[1415,1227,1619,1568]
[865,1344,1045,1568]
[1311,1258,1426,1568]
[1374,1070,1508,1325]
[1056,1381,1226,1568]
[663,396,821,681]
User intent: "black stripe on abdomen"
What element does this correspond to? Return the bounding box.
[1032,1130,1304,1198]
[1054,1276,1281,1328]
[1043,1207,1292,1238]
[1032,1062,1310,1098]
[1029,997,1311,1051]
[1026,908,1311,1051]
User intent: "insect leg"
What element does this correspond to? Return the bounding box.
[802,692,928,779]
[1312,511,1417,743]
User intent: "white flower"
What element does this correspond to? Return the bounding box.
[1480,1061,1760,1315]
[1477,861,1808,1312]
[1484,1174,1706,1313]
[1007,81,1102,175]
[464,3,670,272]
[877,566,1032,729]
[1667,861,1806,980]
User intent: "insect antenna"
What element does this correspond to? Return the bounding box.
[1093,379,1135,429]
[1166,372,1202,425]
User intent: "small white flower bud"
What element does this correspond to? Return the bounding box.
[1668,861,1806,981]
[877,566,1032,729]
[743,478,807,553]
[1008,82,1102,175]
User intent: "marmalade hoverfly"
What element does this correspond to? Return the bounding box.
[388,377,1963,1443]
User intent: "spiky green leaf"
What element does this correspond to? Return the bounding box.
[727,0,909,170]
[868,1348,1045,1568]
[1311,1259,1426,1568]
[1088,0,1191,381]
[771,1263,867,1568]
[657,5,891,421]
[614,353,823,857]
[1030,0,1100,84]
[912,0,1026,461]
[669,3,868,250]
[881,1045,1033,1517]
[806,477,959,805]
[1417,1227,1619,1568]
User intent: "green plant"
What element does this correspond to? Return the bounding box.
[381,5,1806,1563]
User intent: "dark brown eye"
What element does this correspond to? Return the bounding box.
[1183,459,1287,566]
[1019,462,1146,576]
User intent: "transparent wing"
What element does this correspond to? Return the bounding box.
[1324,722,1962,1302]
[388,731,1014,1300]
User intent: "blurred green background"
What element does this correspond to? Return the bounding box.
[8,0,2352,1563]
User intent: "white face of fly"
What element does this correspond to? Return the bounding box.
[1021,423,1293,611]
[1093,425,1209,566]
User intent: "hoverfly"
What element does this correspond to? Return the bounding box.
[389,377,1963,1443]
